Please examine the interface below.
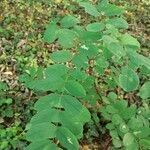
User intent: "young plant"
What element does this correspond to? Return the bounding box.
[0,122,24,150]
[20,0,150,149]
[0,82,13,118]
[101,92,150,149]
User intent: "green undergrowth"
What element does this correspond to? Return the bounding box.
[19,0,150,150]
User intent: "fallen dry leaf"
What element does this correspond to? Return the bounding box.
[17,39,27,48]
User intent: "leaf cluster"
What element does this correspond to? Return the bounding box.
[20,0,150,149]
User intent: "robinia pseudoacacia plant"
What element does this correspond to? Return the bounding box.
[20,0,150,149]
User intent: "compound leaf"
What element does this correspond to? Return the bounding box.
[26,93,90,149]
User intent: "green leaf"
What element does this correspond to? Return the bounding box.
[72,53,88,69]
[107,42,125,59]
[97,0,109,7]
[108,92,118,100]
[106,123,115,130]
[0,82,8,91]
[27,77,64,92]
[26,122,57,141]
[123,133,135,147]
[137,54,150,70]
[26,93,91,149]
[96,56,109,68]
[127,49,150,70]
[70,69,88,81]
[34,102,88,138]
[119,67,139,92]
[86,22,105,32]
[0,98,12,106]
[95,56,109,75]
[57,29,78,48]
[106,105,117,114]
[35,94,90,124]
[113,100,128,111]
[136,127,150,138]
[65,80,86,97]
[102,35,118,45]
[119,123,129,133]
[25,140,58,150]
[60,15,80,28]
[138,82,150,100]
[121,34,140,48]
[80,31,102,42]
[2,106,13,117]
[110,130,118,138]
[30,109,84,139]
[106,18,128,29]
[113,138,122,148]
[24,65,67,91]
[128,117,143,130]
[139,138,150,149]
[112,114,123,125]
[97,3,124,16]
[123,105,136,119]
[79,2,100,17]
[32,94,90,138]
[80,44,99,58]
[45,64,68,78]
[56,127,79,150]
[51,50,73,63]
[74,25,102,42]
[43,22,58,43]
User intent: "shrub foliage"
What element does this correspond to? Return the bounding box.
[20,0,150,149]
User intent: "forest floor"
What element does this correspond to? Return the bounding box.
[0,0,150,149]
